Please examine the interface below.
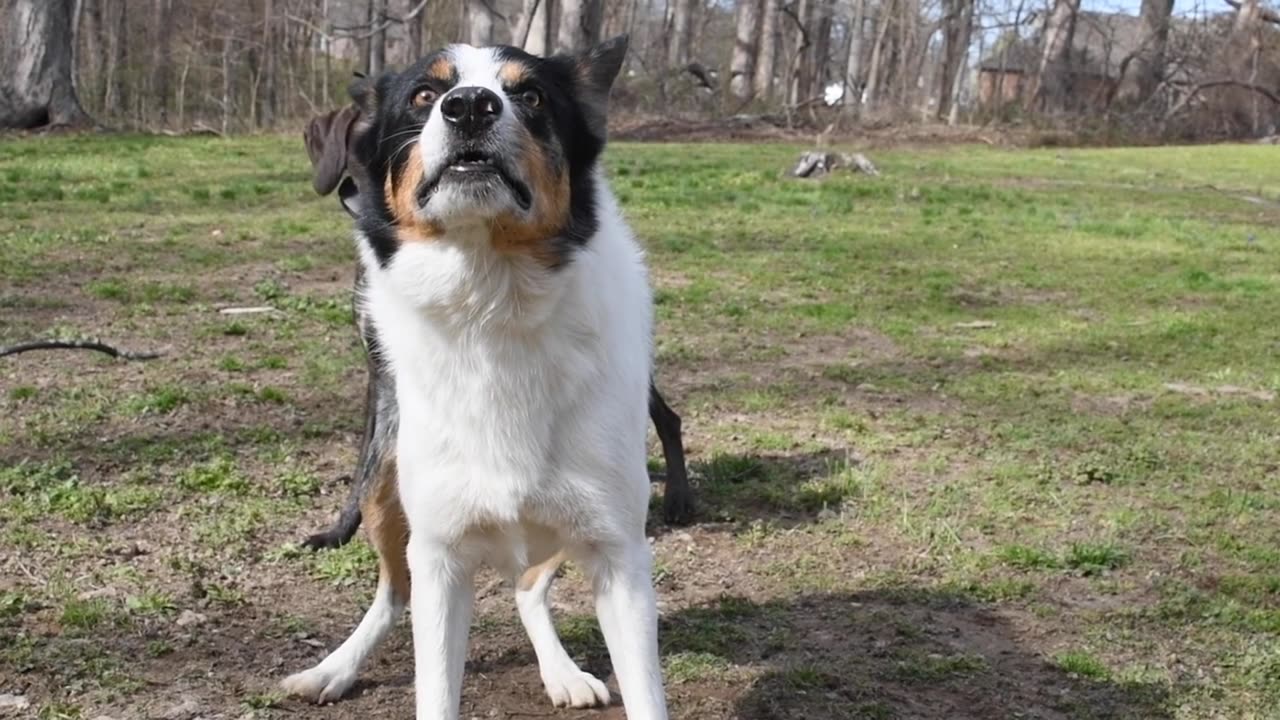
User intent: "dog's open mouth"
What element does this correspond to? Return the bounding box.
[417,149,533,211]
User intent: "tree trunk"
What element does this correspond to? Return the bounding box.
[153,0,173,126]
[516,0,552,54]
[945,0,974,124]
[408,0,426,60]
[83,0,107,113]
[843,0,865,109]
[787,0,813,105]
[809,0,834,99]
[0,0,94,128]
[729,0,762,100]
[262,0,277,127]
[105,0,127,116]
[1116,0,1173,105]
[369,0,387,74]
[667,0,693,67]
[864,0,894,111]
[1028,0,1080,111]
[556,0,603,53]
[464,0,496,46]
[753,0,780,99]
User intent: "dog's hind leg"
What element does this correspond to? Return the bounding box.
[515,553,611,708]
[282,457,408,704]
[648,382,692,524]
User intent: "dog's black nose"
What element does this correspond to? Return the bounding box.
[440,86,502,136]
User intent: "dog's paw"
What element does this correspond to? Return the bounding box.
[541,665,610,708]
[281,664,357,704]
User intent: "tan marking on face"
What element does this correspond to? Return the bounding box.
[384,150,445,241]
[499,61,529,86]
[516,551,566,592]
[427,57,455,83]
[489,128,570,267]
[361,456,410,604]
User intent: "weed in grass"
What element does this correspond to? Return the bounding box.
[1064,542,1130,575]
[277,468,320,498]
[311,539,377,586]
[894,652,988,681]
[146,640,174,657]
[664,651,732,683]
[0,591,28,620]
[1054,650,1111,680]
[122,385,189,415]
[178,456,249,495]
[241,692,285,710]
[557,614,604,652]
[7,385,37,401]
[779,665,840,690]
[254,278,286,301]
[256,385,289,404]
[126,592,176,616]
[995,544,1061,570]
[60,597,114,631]
[38,703,83,720]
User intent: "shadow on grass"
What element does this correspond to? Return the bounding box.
[583,589,1171,720]
[649,447,864,532]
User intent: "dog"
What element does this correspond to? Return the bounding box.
[282,36,670,720]
[299,99,691,554]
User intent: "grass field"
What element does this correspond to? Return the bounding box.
[2,135,1279,720]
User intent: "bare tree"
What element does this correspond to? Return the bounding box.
[153,0,174,125]
[369,0,388,75]
[864,0,895,110]
[843,0,867,110]
[0,0,94,128]
[1028,0,1081,111]
[754,0,782,98]
[1117,0,1175,105]
[517,0,552,53]
[945,0,974,123]
[464,0,497,46]
[730,0,763,100]
[936,0,976,119]
[668,0,694,66]
[557,0,604,53]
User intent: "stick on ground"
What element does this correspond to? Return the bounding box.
[0,339,163,360]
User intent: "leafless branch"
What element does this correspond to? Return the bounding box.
[1224,0,1280,24]
[287,0,431,42]
[1166,78,1280,118]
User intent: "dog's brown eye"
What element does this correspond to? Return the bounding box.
[412,89,438,108]
[520,89,543,109]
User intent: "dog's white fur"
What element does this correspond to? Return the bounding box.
[282,45,668,720]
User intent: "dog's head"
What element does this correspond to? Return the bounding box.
[347,36,628,268]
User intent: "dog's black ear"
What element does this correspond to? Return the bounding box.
[572,34,629,139]
[337,176,364,218]
[303,105,361,196]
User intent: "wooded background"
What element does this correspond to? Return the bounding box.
[2,0,1279,138]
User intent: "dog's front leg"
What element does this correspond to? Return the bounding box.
[407,539,476,720]
[589,538,669,720]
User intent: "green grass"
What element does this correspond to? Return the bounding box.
[2,135,1279,719]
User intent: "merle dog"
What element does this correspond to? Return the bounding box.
[298,103,691,551]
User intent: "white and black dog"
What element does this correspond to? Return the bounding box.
[282,36,669,720]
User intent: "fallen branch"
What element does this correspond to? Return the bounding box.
[0,339,163,361]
